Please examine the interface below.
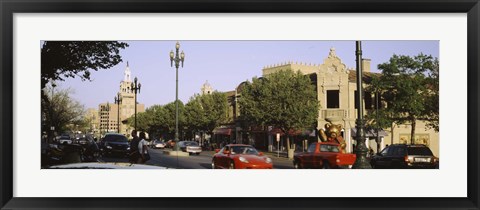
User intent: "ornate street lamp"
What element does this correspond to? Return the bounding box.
[131,77,141,131]
[114,93,123,133]
[352,41,372,169]
[169,41,185,151]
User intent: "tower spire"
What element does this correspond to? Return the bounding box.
[124,61,131,82]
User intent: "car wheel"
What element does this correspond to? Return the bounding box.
[294,160,303,169]
[322,160,330,169]
[229,161,235,169]
[211,159,216,169]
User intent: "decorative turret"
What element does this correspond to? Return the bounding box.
[124,61,131,82]
[201,80,214,95]
[328,47,337,58]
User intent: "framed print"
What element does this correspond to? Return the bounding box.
[1,0,479,209]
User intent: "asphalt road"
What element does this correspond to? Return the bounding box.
[100,148,295,169]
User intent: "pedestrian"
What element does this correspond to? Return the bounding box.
[138,132,150,164]
[129,130,140,164]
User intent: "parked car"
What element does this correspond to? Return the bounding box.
[178,141,202,155]
[293,142,356,169]
[100,133,130,157]
[152,140,166,149]
[73,134,101,162]
[47,162,167,169]
[58,135,72,145]
[41,142,84,167]
[370,144,438,169]
[212,144,273,169]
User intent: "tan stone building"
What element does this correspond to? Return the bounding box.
[85,108,99,136]
[98,62,145,138]
[260,48,439,156]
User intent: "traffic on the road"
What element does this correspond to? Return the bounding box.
[42,132,438,169]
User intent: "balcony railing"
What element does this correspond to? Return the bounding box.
[321,109,347,121]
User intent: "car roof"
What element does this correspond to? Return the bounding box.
[390,144,428,147]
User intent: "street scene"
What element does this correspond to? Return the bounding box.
[41,41,439,169]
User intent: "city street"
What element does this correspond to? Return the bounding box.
[101,148,295,169]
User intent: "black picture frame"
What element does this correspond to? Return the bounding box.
[1,0,479,209]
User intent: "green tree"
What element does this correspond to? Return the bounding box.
[128,111,153,134]
[128,101,186,139]
[366,54,439,144]
[185,95,207,133]
[184,92,229,138]
[41,86,86,141]
[238,70,319,156]
[41,41,129,89]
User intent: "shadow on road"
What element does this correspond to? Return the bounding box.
[199,163,212,169]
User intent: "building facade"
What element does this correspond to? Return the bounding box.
[259,48,439,156]
[97,62,145,138]
[85,108,99,137]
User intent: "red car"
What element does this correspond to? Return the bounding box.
[211,144,273,169]
[293,142,356,169]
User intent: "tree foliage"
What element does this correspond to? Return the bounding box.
[126,91,228,140]
[184,91,229,134]
[366,54,439,144]
[42,86,86,136]
[41,41,129,89]
[238,70,319,149]
[127,101,186,139]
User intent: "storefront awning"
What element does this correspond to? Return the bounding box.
[351,128,388,138]
[213,126,234,135]
[269,128,314,136]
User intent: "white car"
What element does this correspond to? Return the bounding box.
[178,141,202,155]
[153,140,166,149]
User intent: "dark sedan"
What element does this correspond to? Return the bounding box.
[370,144,439,169]
[100,133,130,157]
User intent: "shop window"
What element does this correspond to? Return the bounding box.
[354,91,374,109]
[326,90,339,108]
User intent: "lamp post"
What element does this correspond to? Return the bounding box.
[114,93,123,133]
[352,41,372,169]
[169,41,185,151]
[131,77,141,131]
[371,92,381,153]
[50,81,56,143]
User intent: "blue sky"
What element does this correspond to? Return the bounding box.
[51,41,439,109]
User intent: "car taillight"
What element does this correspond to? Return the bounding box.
[404,156,410,163]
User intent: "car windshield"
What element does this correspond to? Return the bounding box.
[104,135,128,142]
[407,147,433,155]
[231,146,259,155]
[184,142,198,146]
[320,144,340,153]
[307,143,317,153]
